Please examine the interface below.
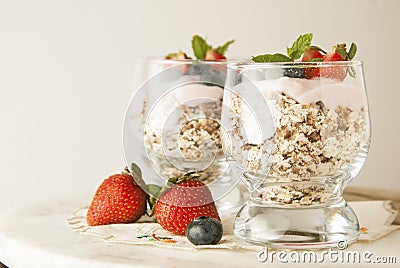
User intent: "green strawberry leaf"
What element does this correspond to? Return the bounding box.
[215,39,235,55]
[127,163,149,191]
[287,33,313,61]
[348,43,357,60]
[167,177,178,186]
[130,162,142,178]
[252,53,292,63]
[192,35,211,59]
[165,52,177,59]
[167,172,199,186]
[146,183,162,215]
[307,45,326,54]
[147,184,162,199]
[334,43,348,59]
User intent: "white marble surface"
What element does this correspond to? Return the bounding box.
[0,194,399,268]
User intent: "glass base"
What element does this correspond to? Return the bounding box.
[234,200,359,249]
[215,186,245,214]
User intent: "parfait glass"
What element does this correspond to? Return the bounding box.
[123,58,245,212]
[221,61,370,248]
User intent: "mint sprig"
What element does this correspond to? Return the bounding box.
[215,39,235,55]
[192,35,235,59]
[192,35,211,60]
[287,33,313,61]
[252,33,313,63]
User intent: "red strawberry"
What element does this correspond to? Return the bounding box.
[320,51,347,80]
[323,51,345,62]
[304,66,320,79]
[301,46,324,79]
[155,175,220,235]
[205,50,226,60]
[301,46,324,62]
[87,173,147,226]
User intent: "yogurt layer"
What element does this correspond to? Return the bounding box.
[147,81,223,131]
[229,76,367,145]
[256,77,366,111]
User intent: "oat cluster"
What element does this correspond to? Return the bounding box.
[270,93,367,178]
[144,101,224,183]
[228,91,367,205]
[177,118,222,160]
[254,184,331,206]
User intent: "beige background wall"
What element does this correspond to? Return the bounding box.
[0,0,399,211]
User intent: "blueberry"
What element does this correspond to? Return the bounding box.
[283,67,305,78]
[187,64,212,75]
[186,216,223,245]
[200,67,226,86]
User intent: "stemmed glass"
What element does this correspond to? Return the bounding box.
[123,58,245,212]
[222,61,370,248]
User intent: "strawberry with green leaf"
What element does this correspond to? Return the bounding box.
[164,35,235,61]
[86,164,148,226]
[252,33,358,80]
[301,46,325,62]
[192,35,235,60]
[152,172,221,235]
[301,46,325,79]
[320,43,358,80]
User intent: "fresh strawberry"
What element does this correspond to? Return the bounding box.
[301,46,325,79]
[319,43,358,80]
[301,46,324,62]
[205,50,226,60]
[303,66,320,79]
[87,172,147,226]
[154,174,220,235]
[320,51,347,80]
[323,51,345,62]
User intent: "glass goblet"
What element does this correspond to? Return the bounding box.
[123,58,245,212]
[222,61,370,248]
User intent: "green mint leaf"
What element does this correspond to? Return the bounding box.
[348,43,357,60]
[287,33,313,60]
[192,35,211,59]
[215,39,235,55]
[252,53,292,62]
[309,58,323,62]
